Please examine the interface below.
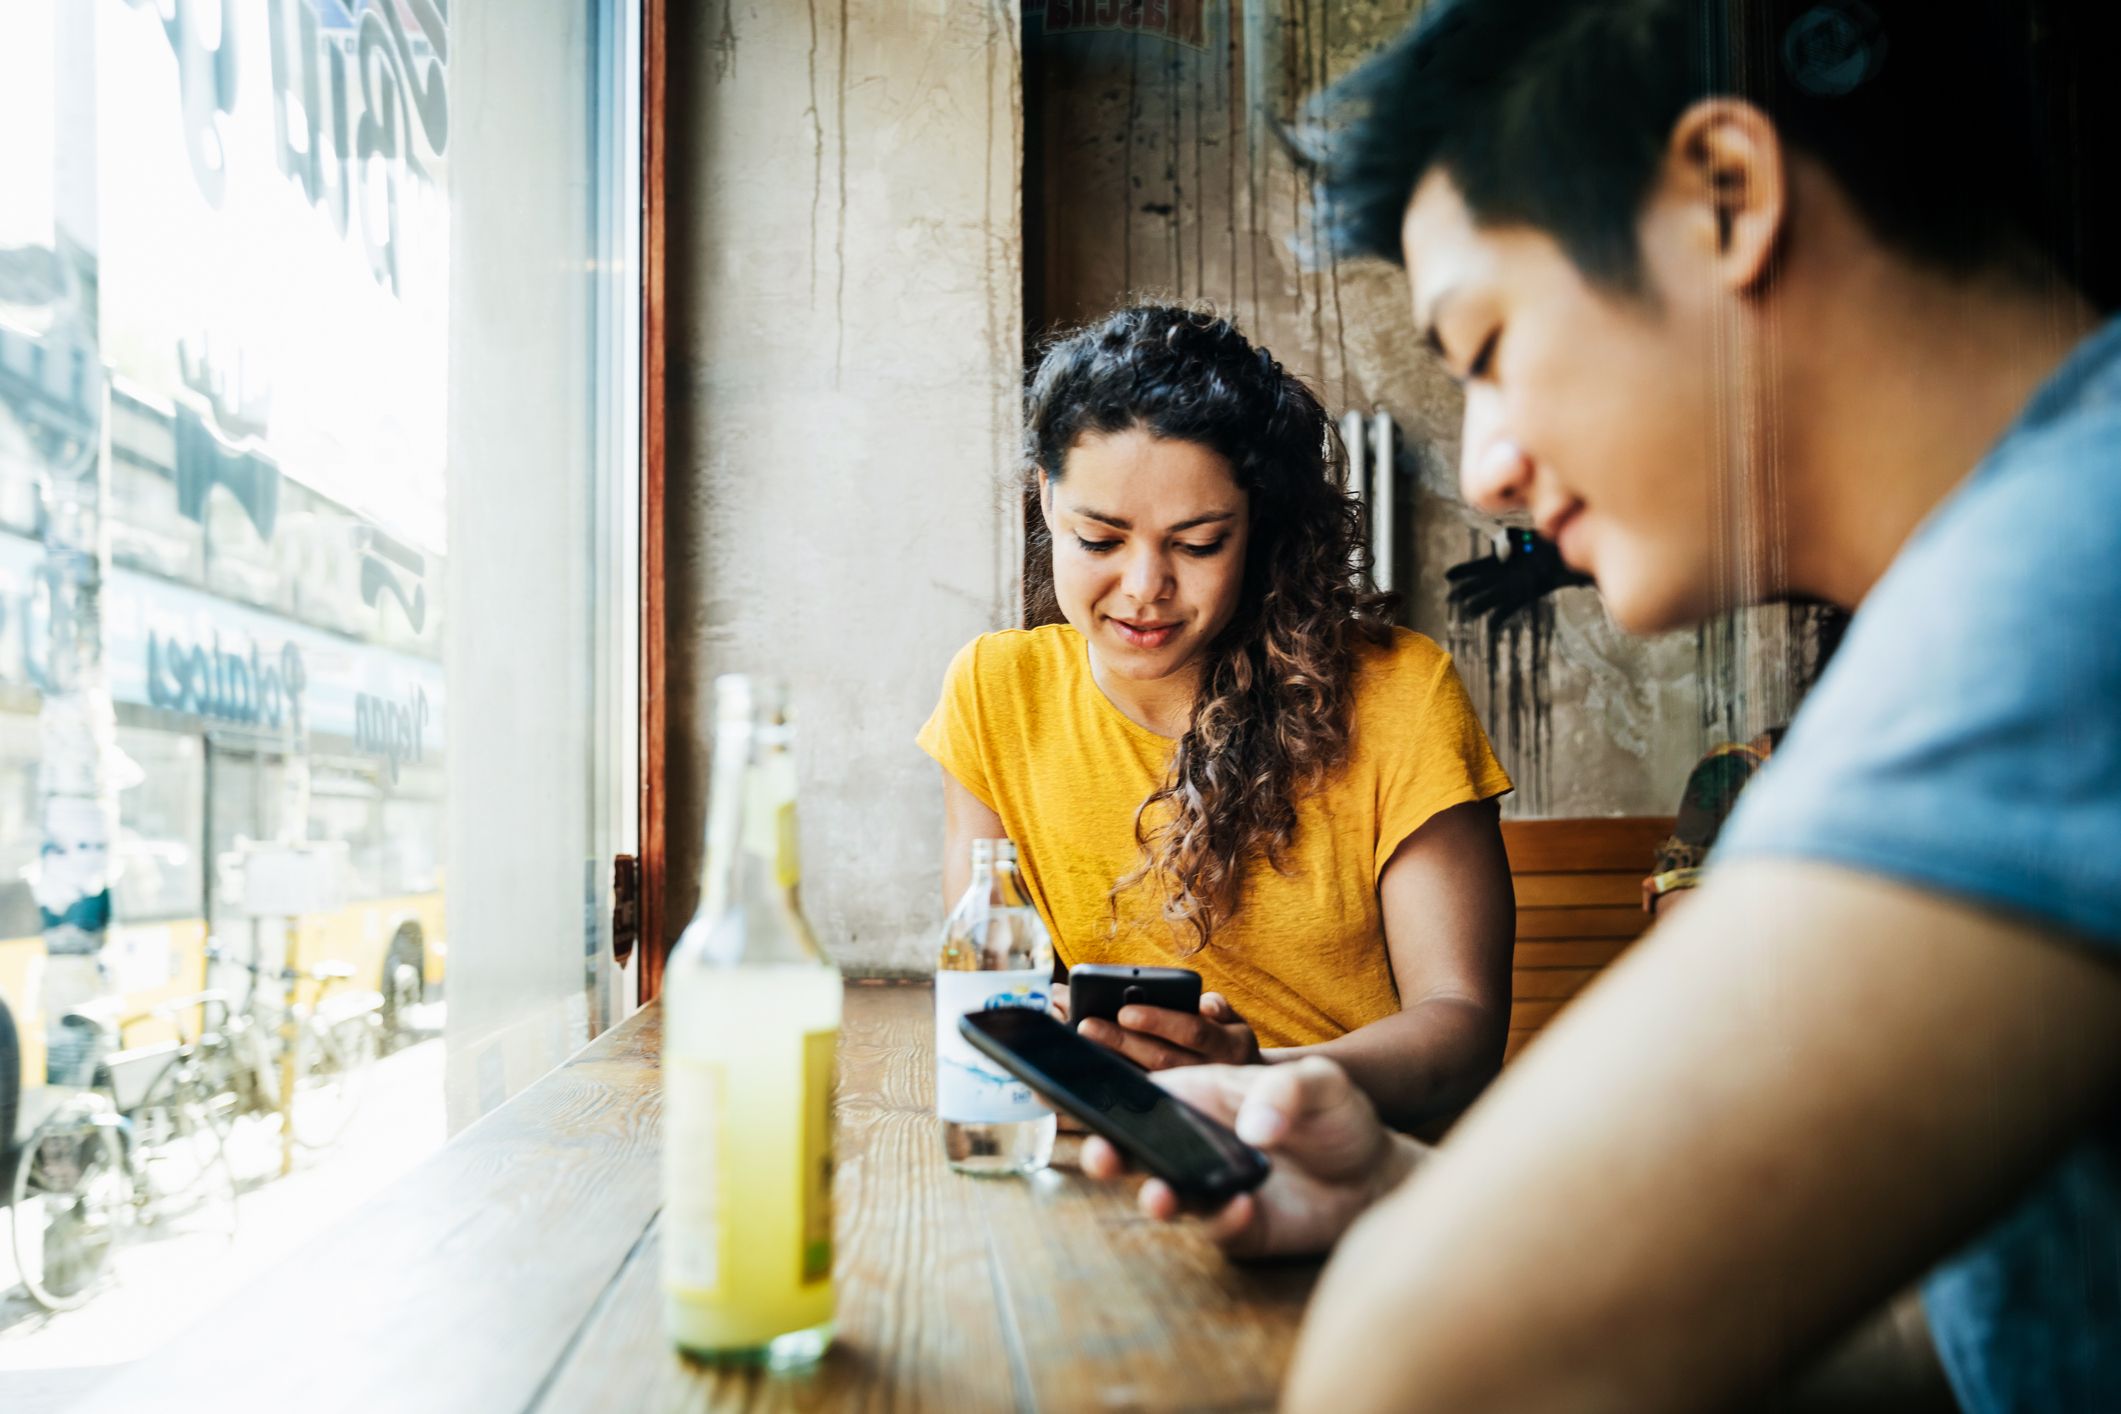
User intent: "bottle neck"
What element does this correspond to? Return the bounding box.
[694,711,822,966]
[988,856,1028,907]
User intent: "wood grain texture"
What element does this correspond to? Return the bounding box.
[1506,999,1569,1031]
[91,983,1311,1414]
[540,982,1314,1413]
[81,1007,669,1414]
[1514,873,1646,909]
[1512,940,1634,968]
[1515,907,1650,940]
[1511,967,1601,1002]
[1501,817,1667,1058]
[638,0,670,1004]
[1500,818,1674,874]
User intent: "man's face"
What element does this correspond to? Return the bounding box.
[1404,168,1755,634]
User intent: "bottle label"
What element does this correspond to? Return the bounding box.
[663,1056,724,1297]
[935,969,1053,1123]
[800,1028,835,1285]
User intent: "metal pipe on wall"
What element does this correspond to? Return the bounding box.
[1370,409,1395,594]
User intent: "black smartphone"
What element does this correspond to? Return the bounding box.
[1066,963,1201,1030]
[958,1007,1269,1203]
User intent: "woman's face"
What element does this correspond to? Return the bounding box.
[1041,427,1252,688]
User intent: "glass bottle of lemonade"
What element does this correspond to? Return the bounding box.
[662,675,840,1368]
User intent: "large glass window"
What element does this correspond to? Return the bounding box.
[0,0,637,1372]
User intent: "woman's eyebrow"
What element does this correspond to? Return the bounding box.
[1066,507,1236,533]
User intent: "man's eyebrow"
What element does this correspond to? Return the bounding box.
[1168,511,1236,533]
[1415,284,1462,361]
[1073,506,1131,530]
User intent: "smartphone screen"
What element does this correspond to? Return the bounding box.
[958,1007,1269,1202]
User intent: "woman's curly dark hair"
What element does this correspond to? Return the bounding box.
[1025,304,1395,950]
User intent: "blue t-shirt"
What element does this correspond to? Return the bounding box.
[1718,316,2121,1413]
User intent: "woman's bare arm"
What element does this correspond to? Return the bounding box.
[1276,797,1516,1131]
[938,768,1006,913]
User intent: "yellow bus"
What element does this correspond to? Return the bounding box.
[0,382,446,1088]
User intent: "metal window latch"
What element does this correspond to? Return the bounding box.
[1340,408,1398,594]
[612,854,640,965]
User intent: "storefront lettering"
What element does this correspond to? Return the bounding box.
[355,685,428,784]
[125,0,242,209]
[264,0,451,296]
[146,632,307,734]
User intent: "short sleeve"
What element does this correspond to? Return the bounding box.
[1371,643,1515,880]
[916,637,998,811]
[1716,415,2121,948]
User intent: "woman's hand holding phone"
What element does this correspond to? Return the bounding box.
[1079,1057,1426,1259]
[1078,991,1263,1069]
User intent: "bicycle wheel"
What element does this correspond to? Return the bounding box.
[289,1012,377,1149]
[130,1057,239,1240]
[10,1108,134,1311]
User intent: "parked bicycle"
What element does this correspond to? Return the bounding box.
[4,991,238,1312]
[199,942,382,1156]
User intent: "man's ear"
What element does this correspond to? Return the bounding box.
[1036,468,1055,529]
[1666,98,1787,294]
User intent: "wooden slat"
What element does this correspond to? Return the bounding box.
[1512,940,1635,969]
[1515,873,1645,909]
[1497,819,1667,1060]
[1511,967,1600,1002]
[1507,999,1567,1031]
[1515,907,1650,940]
[1501,817,1672,873]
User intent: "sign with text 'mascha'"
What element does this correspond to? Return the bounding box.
[1033,0,1211,49]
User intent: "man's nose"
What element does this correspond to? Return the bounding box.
[1460,399,1533,514]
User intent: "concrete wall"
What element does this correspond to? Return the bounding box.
[1027,0,1828,817]
[665,1,1024,973]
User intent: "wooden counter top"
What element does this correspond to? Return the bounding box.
[84,980,1317,1413]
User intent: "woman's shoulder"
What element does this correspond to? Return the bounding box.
[942,623,1086,698]
[1350,625,1456,695]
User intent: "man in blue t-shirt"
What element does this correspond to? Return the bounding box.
[1078,3,2121,1410]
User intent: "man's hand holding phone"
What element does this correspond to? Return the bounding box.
[1079,1057,1426,1259]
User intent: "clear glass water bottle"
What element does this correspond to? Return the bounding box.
[936,838,1056,1175]
[663,675,840,1368]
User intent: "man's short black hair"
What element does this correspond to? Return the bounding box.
[1297,0,2121,309]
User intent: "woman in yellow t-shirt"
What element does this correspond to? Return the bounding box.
[920,305,1515,1129]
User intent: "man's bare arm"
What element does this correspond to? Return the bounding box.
[1284,860,2121,1413]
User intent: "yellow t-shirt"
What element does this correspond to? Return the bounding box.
[917,624,1512,1047]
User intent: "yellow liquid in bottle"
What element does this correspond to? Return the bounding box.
[662,962,841,1363]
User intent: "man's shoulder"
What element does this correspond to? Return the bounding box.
[1717,397,2121,946]
[1860,395,2121,656]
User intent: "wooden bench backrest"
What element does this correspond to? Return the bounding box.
[1500,817,1671,1063]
